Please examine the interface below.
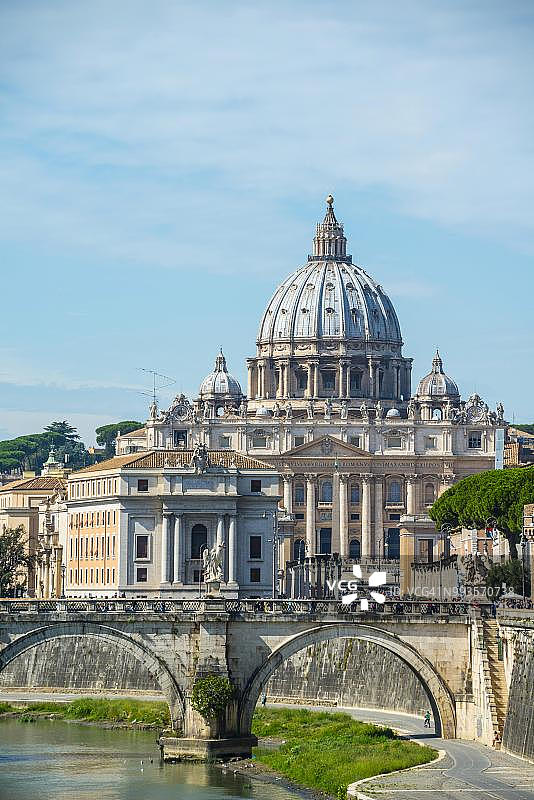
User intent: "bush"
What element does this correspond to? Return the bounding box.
[191,675,235,720]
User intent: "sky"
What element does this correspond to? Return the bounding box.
[1,0,533,445]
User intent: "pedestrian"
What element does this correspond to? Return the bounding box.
[424,710,431,729]
[261,692,267,708]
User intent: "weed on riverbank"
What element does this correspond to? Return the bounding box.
[252,708,436,799]
[0,698,170,727]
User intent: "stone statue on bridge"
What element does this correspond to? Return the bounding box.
[202,541,224,586]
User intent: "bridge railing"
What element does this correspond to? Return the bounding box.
[0,598,475,616]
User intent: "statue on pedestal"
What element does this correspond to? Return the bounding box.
[202,541,225,594]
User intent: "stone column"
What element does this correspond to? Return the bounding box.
[313,363,319,397]
[361,474,373,558]
[346,364,351,397]
[375,478,384,558]
[247,363,254,399]
[338,361,345,398]
[283,475,293,514]
[406,475,417,515]
[161,513,172,583]
[306,362,313,398]
[228,515,237,585]
[305,474,316,555]
[173,513,183,583]
[339,474,349,558]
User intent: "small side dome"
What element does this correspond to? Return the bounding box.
[199,349,243,399]
[415,350,460,399]
[255,405,272,417]
[386,408,401,418]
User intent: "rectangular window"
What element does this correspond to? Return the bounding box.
[95,569,98,584]
[106,537,110,558]
[250,567,261,583]
[173,430,187,448]
[90,568,93,583]
[389,513,401,521]
[136,567,148,582]
[101,568,104,583]
[249,535,262,559]
[295,513,305,520]
[468,431,482,449]
[70,538,73,559]
[350,513,360,521]
[252,434,267,448]
[349,435,361,448]
[387,436,402,449]
[219,435,231,449]
[250,479,262,493]
[296,371,307,391]
[112,568,115,583]
[425,436,437,450]
[137,479,149,492]
[106,568,110,583]
[294,436,305,447]
[112,535,116,557]
[322,371,335,391]
[135,534,149,560]
[69,569,72,584]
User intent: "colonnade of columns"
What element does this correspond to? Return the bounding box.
[247,356,409,401]
[161,512,238,585]
[283,473,420,560]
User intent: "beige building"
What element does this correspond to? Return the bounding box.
[0,472,67,596]
[65,448,280,598]
[116,197,505,588]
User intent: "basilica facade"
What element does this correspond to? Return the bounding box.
[116,197,504,577]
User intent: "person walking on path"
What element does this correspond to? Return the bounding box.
[261,692,267,707]
[424,710,431,729]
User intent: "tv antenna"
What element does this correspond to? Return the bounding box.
[138,368,176,407]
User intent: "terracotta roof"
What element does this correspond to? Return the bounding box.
[120,428,146,438]
[0,476,66,493]
[72,450,273,474]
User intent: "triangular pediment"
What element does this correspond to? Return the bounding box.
[283,435,370,458]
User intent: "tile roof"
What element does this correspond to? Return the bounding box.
[72,450,273,475]
[0,476,66,493]
[120,428,146,438]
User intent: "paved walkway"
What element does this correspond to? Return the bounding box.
[0,689,164,704]
[280,704,534,800]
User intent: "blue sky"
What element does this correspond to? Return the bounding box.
[1,0,533,445]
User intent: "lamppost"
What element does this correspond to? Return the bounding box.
[61,564,66,598]
[264,510,279,600]
[439,524,452,602]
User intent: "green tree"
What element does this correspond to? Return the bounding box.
[486,560,530,598]
[430,467,534,560]
[44,421,80,442]
[95,421,143,457]
[513,424,534,436]
[0,526,34,596]
[191,675,235,721]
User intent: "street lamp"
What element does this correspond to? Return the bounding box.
[439,524,452,602]
[61,564,66,598]
[264,510,279,600]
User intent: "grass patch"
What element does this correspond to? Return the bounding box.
[0,701,16,714]
[252,708,436,799]
[1,698,170,727]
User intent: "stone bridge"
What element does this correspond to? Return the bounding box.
[0,598,526,759]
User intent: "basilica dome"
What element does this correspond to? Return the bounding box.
[257,197,402,346]
[199,350,243,399]
[415,350,459,399]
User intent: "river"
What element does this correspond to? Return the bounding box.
[0,718,301,800]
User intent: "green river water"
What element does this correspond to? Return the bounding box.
[0,718,301,800]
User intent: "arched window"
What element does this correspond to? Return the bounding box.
[350,483,360,504]
[191,524,207,559]
[387,480,402,504]
[294,483,305,505]
[321,480,333,503]
[293,538,305,561]
[432,408,442,420]
[349,538,361,559]
[424,483,435,505]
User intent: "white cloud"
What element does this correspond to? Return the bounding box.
[0,0,533,273]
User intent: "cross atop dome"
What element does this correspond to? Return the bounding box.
[310,194,351,262]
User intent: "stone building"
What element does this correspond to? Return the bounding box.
[0,471,67,596]
[116,196,505,585]
[65,448,280,598]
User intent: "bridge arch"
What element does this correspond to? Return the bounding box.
[0,622,185,729]
[239,623,456,738]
